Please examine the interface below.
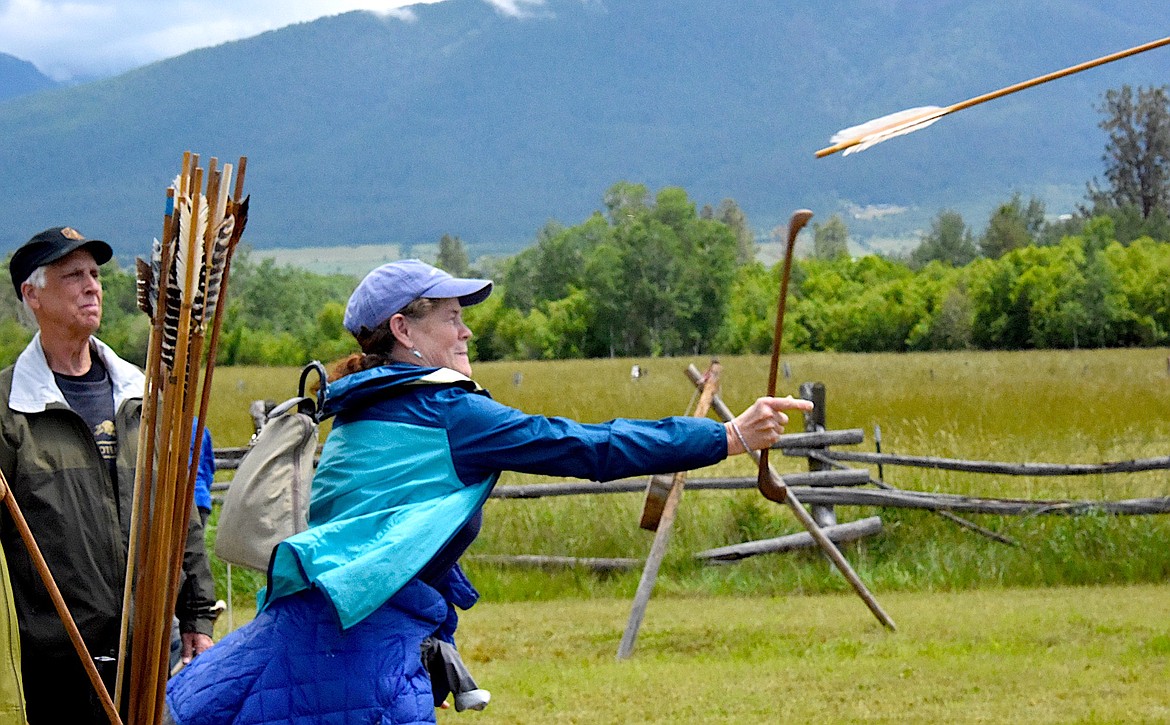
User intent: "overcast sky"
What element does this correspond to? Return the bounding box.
[0,0,537,81]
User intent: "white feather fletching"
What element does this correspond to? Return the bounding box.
[174,194,208,303]
[151,236,161,290]
[829,105,947,155]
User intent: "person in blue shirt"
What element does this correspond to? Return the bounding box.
[165,260,812,724]
[170,421,218,674]
[190,421,216,527]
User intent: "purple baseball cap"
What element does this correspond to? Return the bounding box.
[343,259,493,335]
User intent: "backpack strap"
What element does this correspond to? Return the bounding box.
[295,360,328,422]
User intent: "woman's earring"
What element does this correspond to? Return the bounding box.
[410,349,424,359]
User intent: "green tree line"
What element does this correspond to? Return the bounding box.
[0,185,1168,369]
[0,84,1163,368]
[469,195,1170,358]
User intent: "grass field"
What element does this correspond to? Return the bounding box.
[206,346,1170,459]
[213,584,1170,723]
[250,243,401,276]
[206,348,1170,599]
[440,584,1170,723]
[204,348,1170,719]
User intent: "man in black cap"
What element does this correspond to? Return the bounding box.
[0,227,219,723]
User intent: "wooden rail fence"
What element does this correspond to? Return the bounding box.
[208,387,1170,569]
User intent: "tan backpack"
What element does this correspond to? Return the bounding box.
[214,362,325,572]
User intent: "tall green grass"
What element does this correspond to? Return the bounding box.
[205,348,1170,610]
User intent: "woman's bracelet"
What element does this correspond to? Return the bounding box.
[729,420,752,454]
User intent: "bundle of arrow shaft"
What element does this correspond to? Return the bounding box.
[115,151,249,724]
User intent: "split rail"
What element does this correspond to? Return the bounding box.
[209,379,1170,565]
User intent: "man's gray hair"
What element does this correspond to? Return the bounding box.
[18,266,47,328]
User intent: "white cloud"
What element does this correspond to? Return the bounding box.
[483,0,546,17]
[846,202,908,221]
[0,0,446,81]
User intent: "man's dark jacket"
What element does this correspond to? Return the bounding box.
[0,334,215,662]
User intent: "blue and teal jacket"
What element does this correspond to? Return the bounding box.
[168,363,728,723]
[264,362,728,630]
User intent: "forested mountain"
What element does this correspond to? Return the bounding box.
[0,0,1167,260]
[0,53,57,101]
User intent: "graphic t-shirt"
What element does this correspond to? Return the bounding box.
[54,353,117,483]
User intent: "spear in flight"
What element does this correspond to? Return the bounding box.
[817,34,1170,158]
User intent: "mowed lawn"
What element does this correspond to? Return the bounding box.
[441,584,1170,724]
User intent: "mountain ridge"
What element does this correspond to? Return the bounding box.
[0,0,1167,261]
[0,52,58,101]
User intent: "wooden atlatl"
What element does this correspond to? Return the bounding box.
[755,210,811,502]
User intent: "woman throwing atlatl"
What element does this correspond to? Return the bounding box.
[166,260,812,724]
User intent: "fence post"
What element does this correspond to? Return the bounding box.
[799,382,836,527]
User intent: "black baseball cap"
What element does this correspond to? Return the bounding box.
[10,227,113,300]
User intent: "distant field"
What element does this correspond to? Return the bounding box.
[247,242,503,275]
[250,243,404,276]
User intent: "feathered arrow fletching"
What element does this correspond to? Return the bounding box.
[230,196,250,243]
[159,271,180,369]
[135,259,153,317]
[829,106,946,156]
[135,238,162,318]
[817,34,1170,158]
[160,192,207,369]
[195,215,235,327]
[174,194,207,304]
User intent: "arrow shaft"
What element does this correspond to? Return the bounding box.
[817,34,1170,158]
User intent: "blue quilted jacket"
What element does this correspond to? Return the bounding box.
[166,582,455,724]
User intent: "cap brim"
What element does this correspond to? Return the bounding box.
[86,240,113,265]
[424,278,493,307]
[49,239,113,267]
